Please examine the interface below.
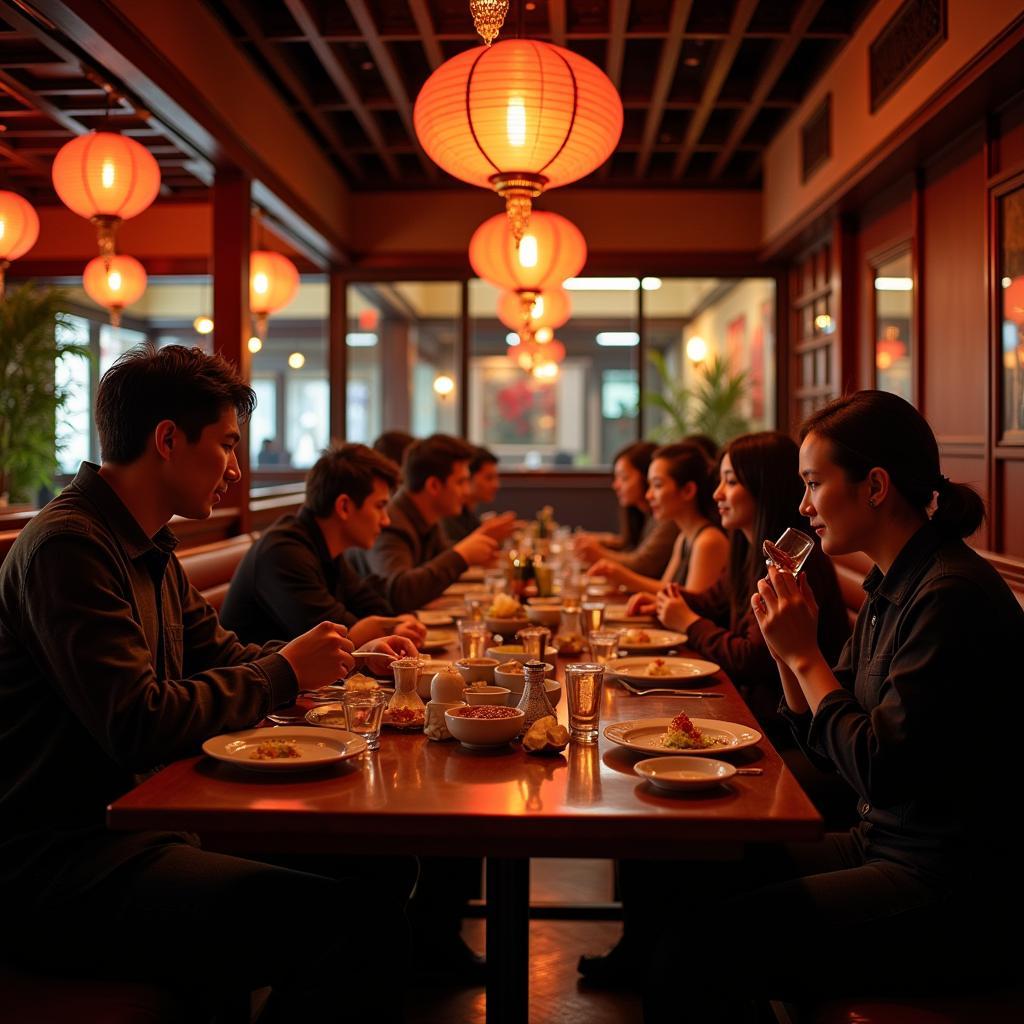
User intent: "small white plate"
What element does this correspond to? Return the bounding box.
[615,628,688,652]
[634,756,737,791]
[603,718,762,757]
[420,628,459,651]
[203,726,366,771]
[608,656,720,683]
[417,610,454,627]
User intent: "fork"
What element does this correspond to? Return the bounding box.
[615,679,724,698]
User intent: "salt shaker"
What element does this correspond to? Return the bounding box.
[515,659,556,736]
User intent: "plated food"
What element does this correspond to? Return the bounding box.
[203,726,366,771]
[603,718,762,757]
[662,711,719,750]
[608,656,720,684]
[646,658,674,677]
[615,628,687,652]
[249,738,302,760]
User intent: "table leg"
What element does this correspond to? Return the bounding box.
[486,856,530,1024]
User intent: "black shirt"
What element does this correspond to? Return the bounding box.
[221,508,395,644]
[785,524,1024,887]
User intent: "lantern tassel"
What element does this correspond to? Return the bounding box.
[109,305,123,329]
[490,172,546,246]
[92,215,122,270]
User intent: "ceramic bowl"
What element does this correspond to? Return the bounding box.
[415,659,451,700]
[497,670,562,708]
[484,615,530,638]
[493,660,554,690]
[454,657,499,685]
[463,685,511,707]
[486,644,559,664]
[633,756,737,792]
[444,705,525,748]
[525,604,562,628]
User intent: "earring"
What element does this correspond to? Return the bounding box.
[868,498,878,508]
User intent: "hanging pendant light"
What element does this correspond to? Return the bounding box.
[470,210,586,304]
[249,250,299,338]
[470,0,509,45]
[497,285,571,335]
[0,190,40,300]
[414,40,622,242]
[52,132,161,267]
[82,254,147,327]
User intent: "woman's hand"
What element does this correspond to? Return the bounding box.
[572,533,605,565]
[654,583,699,631]
[356,635,420,675]
[751,566,820,670]
[587,558,625,584]
[626,591,656,616]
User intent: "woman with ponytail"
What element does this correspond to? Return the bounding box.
[643,392,1023,1022]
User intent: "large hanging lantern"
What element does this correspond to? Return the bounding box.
[83,254,147,327]
[249,250,299,338]
[470,210,586,304]
[52,132,161,267]
[0,190,40,299]
[497,286,571,336]
[414,40,622,241]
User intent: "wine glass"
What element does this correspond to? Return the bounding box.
[763,527,815,575]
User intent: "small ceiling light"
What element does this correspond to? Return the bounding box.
[1001,276,1012,289]
[641,277,662,290]
[288,351,306,369]
[686,336,708,363]
[564,277,640,291]
[874,277,913,291]
[346,332,378,347]
[193,315,214,335]
[433,373,455,397]
[532,360,559,380]
[596,331,639,347]
[247,335,262,353]
[534,326,554,344]
[814,313,833,333]
[505,331,521,346]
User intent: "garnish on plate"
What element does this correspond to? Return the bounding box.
[662,711,719,750]
[249,738,302,760]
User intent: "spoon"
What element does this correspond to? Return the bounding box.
[615,678,724,698]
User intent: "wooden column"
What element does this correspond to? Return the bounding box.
[329,270,348,443]
[213,167,252,533]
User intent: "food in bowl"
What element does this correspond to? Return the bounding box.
[455,705,520,720]
[444,704,525,748]
[454,657,499,685]
[488,594,524,618]
[662,711,720,750]
[464,685,511,706]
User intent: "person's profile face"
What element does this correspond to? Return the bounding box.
[348,478,392,548]
[440,461,471,516]
[646,458,679,520]
[473,463,500,504]
[712,454,755,534]
[612,457,644,508]
[167,408,241,520]
[798,432,866,556]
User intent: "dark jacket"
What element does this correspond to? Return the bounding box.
[784,525,1024,887]
[347,488,466,613]
[221,508,393,644]
[441,506,481,544]
[0,463,295,896]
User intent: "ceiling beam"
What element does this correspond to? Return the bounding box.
[548,0,567,47]
[635,0,692,178]
[345,0,436,179]
[672,0,759,179]
[282,0,400,180]
[221,0,362,183]
[598,0,630,179]
[708,0,825,181]
[0,66,90,136]
[407,0,443,70]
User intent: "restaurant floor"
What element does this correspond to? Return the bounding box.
[408,858,643,1024]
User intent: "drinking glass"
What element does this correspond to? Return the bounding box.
[342,690,386,751]
[564,663,606,744]
[763,527,815,575]
[458,620,490,659]
[516,626,550,660]
[464,590,488,623]
[484,570,506,596]
[588,630,620,666]
[581,600,606,636]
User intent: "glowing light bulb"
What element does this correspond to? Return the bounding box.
[518,234,538,268]
[534,326,553,344]
[288,351,305,369]
[107,270,123,293]
[193,315,214,335]
[686,336,707,363]
[247,336,262,353]
[253,272,269,296]
[101,161,115,189]
[0,221,6,241]
[533,361,559,380]
[531,295,545,318]
[506,97,526,147]
[432,373,455,397]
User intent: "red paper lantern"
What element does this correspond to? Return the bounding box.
[0,190,40,298]
[414,40,622,240]
[497,286,571,333]
[83,254,147,327]
[250,250,299,337]
[52,132,161,265]
[1004,277,1024,325]
[470,211,586,296]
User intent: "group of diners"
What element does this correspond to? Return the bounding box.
[0,341,1021,1023]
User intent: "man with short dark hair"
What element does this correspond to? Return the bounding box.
[442,445,518,544]
[0,345,409,1019]
[348,434,513,612]
[222,443,427,648]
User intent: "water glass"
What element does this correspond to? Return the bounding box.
[464,590,488,623]
[484,569,506,596]
[581,600,606,636]
[516,626,550,660]
[588,630,620,666]
[564,663,606,744]
[458,620,490,659]
[763,527,815,575]
[342,690,386,751]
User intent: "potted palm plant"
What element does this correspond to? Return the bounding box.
[643,349,751,446]
[0,284,90,505]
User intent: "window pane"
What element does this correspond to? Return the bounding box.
[55,314,92,475]
[347,282,460,446]
[874,252,913,403]
[1000,186,1024,440]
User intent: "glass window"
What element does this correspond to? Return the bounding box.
[999,184,1024,440]
[346,282,460,447]
[873,251,913,403]
[250,377,278,467]
[55,314,93,475]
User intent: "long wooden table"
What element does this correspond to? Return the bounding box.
[108,628,822,1023]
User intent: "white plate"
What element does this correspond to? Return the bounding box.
[417,610,454,627]
[604,604,656,625]
[634,756,737,791]
[614,629,688,652]
[203,726,366,771]
[603,718,762,757]
[608,656,720,683]
[421,628,459,651]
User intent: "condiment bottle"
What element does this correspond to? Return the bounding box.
[388,657,426,729]
[515,660,556,736]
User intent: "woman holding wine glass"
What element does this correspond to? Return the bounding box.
[643,391,1024,1021]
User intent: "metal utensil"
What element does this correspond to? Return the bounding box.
[615,678,724,698]
[734,768,763,776]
